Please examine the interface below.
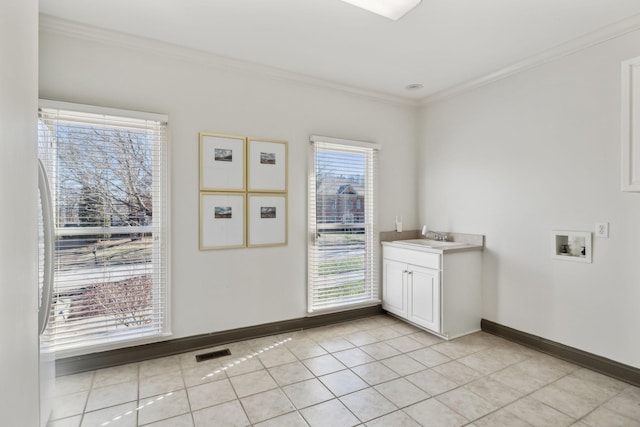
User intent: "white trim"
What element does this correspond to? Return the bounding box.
[39,102,171,354]
[54,332,172,359]
[39,11,640,109]
[621,55,640,192]
[39,14,417,108]
[310,135,381,151]
[56,226,152,237]
[421,12,640,105]
[307,141,380,313]
[306,300,382,317]
[39,99,168,123]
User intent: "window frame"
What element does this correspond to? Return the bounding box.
[307,135,381,314]
[38,99,171,357]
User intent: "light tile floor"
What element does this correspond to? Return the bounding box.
[48,315,640,427]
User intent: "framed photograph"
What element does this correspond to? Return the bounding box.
[200,132,246,191]
[247,193,287,247]
[200,192,246,250]
[247,138,287,192]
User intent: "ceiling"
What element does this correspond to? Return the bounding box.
[39,0,640,102]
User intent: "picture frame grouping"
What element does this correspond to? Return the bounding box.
[199,132,288,250]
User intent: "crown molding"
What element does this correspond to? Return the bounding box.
[39,12,640,110]
[39,14,418,108]
[420,12,640,106]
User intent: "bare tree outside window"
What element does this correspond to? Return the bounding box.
[40,108,166,351]
[56,127,153,228]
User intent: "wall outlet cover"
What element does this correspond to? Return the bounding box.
[595,222,609,238]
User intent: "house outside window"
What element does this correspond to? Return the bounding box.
[308,135,380,313]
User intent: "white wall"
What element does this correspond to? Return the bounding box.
[419,31,640,367]
[38,15,640,371]
[0,0,40,424]
[39,26,417,341]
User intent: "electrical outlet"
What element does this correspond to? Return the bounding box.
[595,222,609,238]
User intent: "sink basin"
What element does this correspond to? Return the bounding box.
[392,239,470,249]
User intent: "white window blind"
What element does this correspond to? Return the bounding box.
[308,136,380,313]
[38,101,169,355]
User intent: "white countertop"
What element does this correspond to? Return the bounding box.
[382,238,484,254]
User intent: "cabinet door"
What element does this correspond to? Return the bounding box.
[382,258,407,318]
[408,265,441,332]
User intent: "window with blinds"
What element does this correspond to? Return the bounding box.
[38,100,169,355]
[308,136,380,313]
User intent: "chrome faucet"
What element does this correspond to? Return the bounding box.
[421,225,448,241]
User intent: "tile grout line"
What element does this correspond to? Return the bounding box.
[569,381,634,426]
[54,318,411,425]
[177,357,195,427]
[78,366,96,426]
[57,323,508,425]
[49,315,637,427]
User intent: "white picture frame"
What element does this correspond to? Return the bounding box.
[200,192,246,250]
[247,138,287,192]
[200,132,246,191]
[247,193,287,247]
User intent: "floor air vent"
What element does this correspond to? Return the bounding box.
[195,348,231,362]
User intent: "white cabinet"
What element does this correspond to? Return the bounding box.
[382,242,482,339]
[383,256,441,332]
[407,264,440,332]
[382,258,408,317]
